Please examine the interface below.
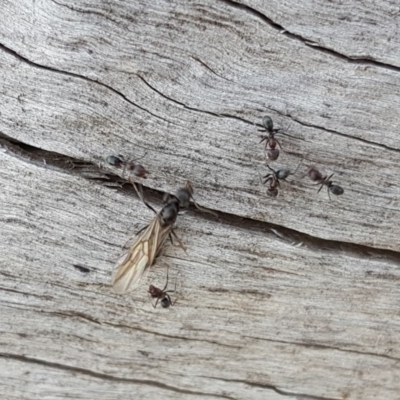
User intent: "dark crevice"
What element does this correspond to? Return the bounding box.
[0,42,171,125]
[73,264,91,273]
[289,116,400,154]
[2,134,400,263]
[0,353,235,399]
[209,209,400,264]
[137,74,398,154]
[102,321,241,349]
[51,0,121,26]
[200,376,339,400]
[0,134,123,187]
[261,107,400,154]
[136,74,223,119]
[241,334,400,363]
[220,0,400,72]
[136,73,267,127]
[191,55,233,82]
[0,287,54,301]
[48,310,102,325]
[10,302,240,350]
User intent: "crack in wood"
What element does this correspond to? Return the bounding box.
[220,0,400,73]
[101,321,242,349]
[241,334,400,363]
[290,117,400,154]
[2,135,400,263]
[0,353,235,399]
[200,375,339,400]
[0,42,171,124]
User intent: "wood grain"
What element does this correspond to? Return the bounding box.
[1,1,400,399]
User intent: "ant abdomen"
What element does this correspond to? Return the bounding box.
[307,167,324,182]
[267,148,279,161]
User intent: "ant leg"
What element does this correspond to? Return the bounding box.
[259,136,268,146]
[153,298,159,309]
[262,173,272,181]
[121,223,149,249]
[262,177,273,185]
[274,137,283,149]
[170,229,187,252]
[165,294,173,306]
[130,179,157,214]
[293,159,304,175]
[189,189,218,217]
[265,164,275,174]
[136,224,149,236]
[142,200,157,214]
[131,151,148,162]
[191,200,218,218]
[162,267,170,292]
[262,172,272,179]
[317,182,325,193]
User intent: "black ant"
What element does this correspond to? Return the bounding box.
[306,167,344,199]
[148,269,176,308]
[261,165,291,197]
[258,116,300,161]
[258,116,282,161]
[261,161,302,197]
[106,155,149,178]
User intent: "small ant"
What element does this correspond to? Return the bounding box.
[148,269,177,309]
[258,116,282,161]
[258,116,300,161]
[261,161,302,197]
[261,165,291,197]
[106,155,149,178]
[306,167,344,199]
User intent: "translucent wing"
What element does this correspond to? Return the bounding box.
[112,216,172,294]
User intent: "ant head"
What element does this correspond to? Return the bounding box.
[106,155,124,167]
[160,200,179,226]
[262,116,274,132]
[276,168,291,180]
[266,164,277,175]
[175,181,194,210]
[161,297,171,308]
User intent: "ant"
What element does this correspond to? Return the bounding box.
[148,269,177,308]
[106,155,149,178]
[261,165,292,197]
[261,161,302,197]
[258,116,299,161]
[306,167,344,199]
[258,116,282,161]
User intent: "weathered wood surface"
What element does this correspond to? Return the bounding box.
[1,1,400,399]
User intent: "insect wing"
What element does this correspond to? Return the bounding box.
[112,216,171,294]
